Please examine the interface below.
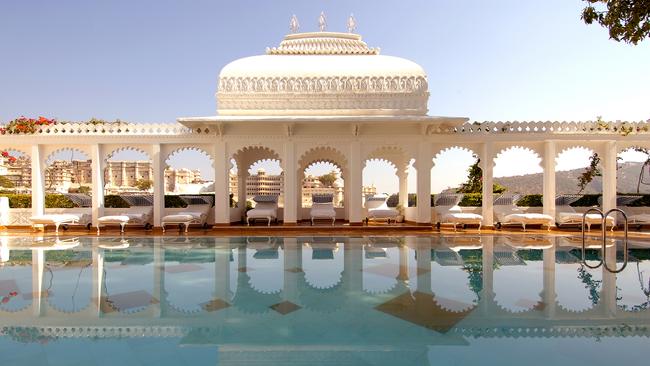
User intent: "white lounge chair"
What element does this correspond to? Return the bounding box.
[97,206,153,234]
[29,212,92,233]
[246,195,279,226]
[616,195,650,229]
[365,194,399,224]
[434,194,482,231]
[555,195,614,231]
[310,194,336,225]
[493,194,554,231]
[162,196,212,232]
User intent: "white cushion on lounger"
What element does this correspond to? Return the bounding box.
[311,203,335,217]
[503,213,554,225]
[558,212,614,224]
[163,214,195,222]
[247,208,277,218]
[629,214,650,223]
[367,208,399,218]
[442,212,482,224]
[98,215,130,224]
[30,214,80,224]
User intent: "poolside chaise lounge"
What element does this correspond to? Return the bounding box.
[310,194,336,225]
[162,196,212,233]
[616,195,650,229]
[246,195,279,226]
[493,194,554,231]
[29,211,92,233]
[97,201,154,234]
[434,193,482,231]
[555,195,614,231]
[365,194,399,224]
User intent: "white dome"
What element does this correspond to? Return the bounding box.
[216,32,429,116]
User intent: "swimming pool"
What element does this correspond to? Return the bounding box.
[1,235,649,365]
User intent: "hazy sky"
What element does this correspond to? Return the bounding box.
[2,0,649,193]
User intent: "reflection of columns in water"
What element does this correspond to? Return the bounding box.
[480,236,494,315]
[415,237,431,294]
[601,243,617,317]
[397,242,409,282]
[214,240,232,301]
[542,240,557,319]
[91,240,104,317]
[343,239,362,292]
[32,249,45,316]
[152,238,165,317]
[283,238,300,302]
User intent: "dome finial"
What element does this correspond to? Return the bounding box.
[289,14,300,33]
[318,11,327,32]
[347,14,357,33]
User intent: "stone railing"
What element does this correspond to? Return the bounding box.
[435,120,650,135]
[22,123,196,136]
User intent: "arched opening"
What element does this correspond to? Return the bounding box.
[0,149,30,193]
[104,148,153,195]
[302,161,344,208]
[165,148,213,195]
[44,148,92,209]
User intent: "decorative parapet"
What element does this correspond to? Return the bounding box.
[266,32,380,55]
[0,122,197,136]
[435,120,650,135]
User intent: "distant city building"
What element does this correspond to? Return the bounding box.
[246,168,283,197]
[105,161,154,190]
[0,155,31,190]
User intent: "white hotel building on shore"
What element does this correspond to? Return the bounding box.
[0,29,648,227]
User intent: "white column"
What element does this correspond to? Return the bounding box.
[214,141,230,225]
[349,141,363,224]
[283,142,297,224]
[397,168,408,208]
[602,141,617,215]
[237,173,246,210]
[481,142,494,227]
[31,145,45,217]
[152,144,165,227]
[542,141,556,221]
[416,142,432,224]
[91,144,105,228]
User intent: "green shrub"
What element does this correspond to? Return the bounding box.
[571,194,601,207]
[1,194,31,208]
[460,193,482,207]
[45,194,75,208]
[105,195,130,208]
[516,194,543,207]
[624,194,650,207]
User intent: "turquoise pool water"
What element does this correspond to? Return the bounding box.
[1,235,649,365]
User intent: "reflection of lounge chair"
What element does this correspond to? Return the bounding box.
[502,235,553,250]
[162,196,212,233]
[364,244,387,259]
[433,247,464,266]
[246,237,279,259]
[442,236,483,252]
[246,196,279,226]
[493,244,526,266]
[365,194,399,224]
[555,195,613,231]
[29,212,92,233]
[306,237,339,259]
[434,194,482,231]
[98,239,130,250]
[493,194,554,231]
[310,194,336,225]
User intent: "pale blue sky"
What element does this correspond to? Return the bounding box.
[2,0,649,193]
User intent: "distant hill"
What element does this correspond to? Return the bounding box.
[492,162,650,195]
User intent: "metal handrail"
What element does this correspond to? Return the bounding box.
[581,208,605,269]
[580,208,629,273]
[602,208,628,273]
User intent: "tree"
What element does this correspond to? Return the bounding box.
[577,152,601,193]
[0,176,14,189]
[135,179,153,191]
[317,171,338,188]
[581,0,650,44]
[458,156,507,194]
[76,186,91,194]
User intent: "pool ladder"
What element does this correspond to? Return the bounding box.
[581,208,629,273]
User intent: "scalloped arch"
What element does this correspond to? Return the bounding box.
[45,147,90,164]
[105,146,151,162]
[165,146,214,168]
[434,145,477,160]
[365,146,409,171]
[233,145,281,173]
[298,146,348,176]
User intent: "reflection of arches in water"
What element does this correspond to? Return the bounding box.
[232,273,282,315]
[616,260,650,312]
[246,239,283,295]
[555,262,601,312]
[163,249,216,314]
[0,263,33,312]
[430,253,479,312]
[297,274,345,313]
[362,245,400,294]
[301,242,343,290]
[102,253,156,314]
[46,250,93,313]
[493,251,543,313]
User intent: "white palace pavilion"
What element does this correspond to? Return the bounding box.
[2,29,649,229]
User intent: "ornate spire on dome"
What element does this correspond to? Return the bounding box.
[266,32,380,55]
[289,14,300,33]
[318,11,327,32]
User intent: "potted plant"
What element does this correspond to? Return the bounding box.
[396,204,405,223]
